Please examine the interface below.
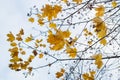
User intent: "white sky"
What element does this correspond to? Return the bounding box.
[0,0,52,80]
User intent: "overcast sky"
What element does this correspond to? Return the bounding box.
[0,0,52,80]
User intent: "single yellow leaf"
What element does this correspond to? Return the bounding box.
[7,32,15,42]
[39,53,43,58]
[73,0,82,4]
[82,71,96,80]
[10,42,17,46]
[49,22,56,29]
[25,35,33,42]
[92,54,103,69]
[66,47,77,58]
[38,19,44,26]
[95,5,105,17]
[112,1,117,8]
[28,17,34,23]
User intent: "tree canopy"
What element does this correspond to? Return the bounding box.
[7,0,120,80]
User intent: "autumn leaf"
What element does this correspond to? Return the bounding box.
[112,1,117,8]
[93,17,107,45]
[19,28,24,35]
[39,53,44,58]
[10,42,17,47]
[82,71,96,80]
[16,29,24,41]
[92,54,103,69]
[41,4,62,21]
[20,51,26,55]
[49,22,56,29]
[38,19,44,26]
[95,5,105,17]
[47,29,71,50]
[66,47,77,58]
[25,34,33,42]
[62,0,68,3]
[28,17,34,23]
[73,0,82,4]
[56,68,65,78]
[7,32,15,42]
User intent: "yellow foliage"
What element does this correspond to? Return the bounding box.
[88,40,92,45]
[66,47,77,58]
[19,28,24,35]
[47,29,71,50]
[21,51,26,55]
[9,47,19,57]
[65,37,78,47]
[56,68,65,78]
[38,19,44,26]
[92,54,103,69]
[95,5,105,17]
[93,17,107,45]
[10,56,21,63]
[7,32,15,42]
[62,0,68,3]
[56,72,63,78]
[28,67,33,74]
[112,1,117,8]
[16,28,24,41]
[9,63,20,70]
[41,4,62,21]
[10,42,17,47]
[28,55,35,62]
[39,53,44,58]
[25,35,33,42]
[73,0,82,4]
[83,28,93,36]
[82,71,96,80]
[49,22,57,29]
[35,39,42,43]
[28,17,34,23]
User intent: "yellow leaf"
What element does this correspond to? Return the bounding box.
[56,72,63,78]
[28,55,35,62]
[112,1,117,8]
[100,39,107,46]
[82,71,96,80]
[47,29,70,51]
[63,30,71,38]
[9,47,19,57]
[38,19,44,26]
[95,5,105,17]
[21,51,26,55]
[10,56,21,63]
[39,53,43,58]
[49,22,56,29]
[10,42,17,46]
[56,68,65,78]
[62,0,68,3]
[61,68,65,73]
[66,47,77,58]
[25,35,33,42]
[73,0,82,4]
[28,17,34,23]
[19,28,24,35]
[92,54,103,69]
[7,32,15,42]
[28,67,32,74]
[88,40,92,45]
[93,17,107,45]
